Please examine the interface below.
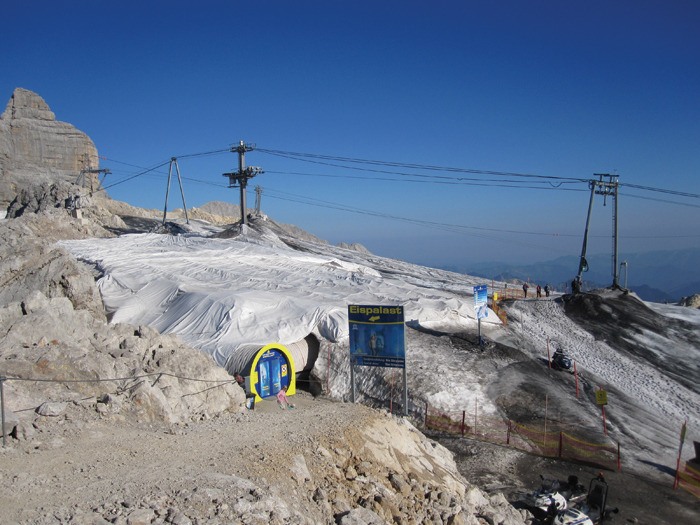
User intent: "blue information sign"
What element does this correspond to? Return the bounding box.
[348,305,405,368]
[474,284,488,319]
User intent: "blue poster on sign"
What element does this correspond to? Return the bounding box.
[474,284,488,319]
[348,305,405,368]
[259,360,270,397]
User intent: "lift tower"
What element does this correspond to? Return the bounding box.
[222,141,263,226]
[577,173,620,288]
[162,157,189,226]
[76,153,110,192]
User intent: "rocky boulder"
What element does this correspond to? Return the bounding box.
[679,293,700,308]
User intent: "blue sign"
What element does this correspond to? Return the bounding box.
[474,284,488,319]
[348,305,405,368]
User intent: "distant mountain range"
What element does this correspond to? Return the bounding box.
[443,248,700,303]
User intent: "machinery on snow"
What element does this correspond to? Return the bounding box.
[550,344,574,373]
[524,473,618,525]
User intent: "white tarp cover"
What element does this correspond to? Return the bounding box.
[61,225,492,368]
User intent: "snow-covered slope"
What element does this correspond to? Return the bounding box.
[60,216,700,480]
[61,218,497,370]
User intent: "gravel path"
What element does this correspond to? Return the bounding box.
[0,393,374,524]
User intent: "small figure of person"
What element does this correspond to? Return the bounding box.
[522,282,529,298]
[369,332,377,355]
[536,284,542,298]
[276,385,295,409]
[544,284,550,297]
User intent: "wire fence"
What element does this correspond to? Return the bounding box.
[424,403,621,472]
[0,372,239,447]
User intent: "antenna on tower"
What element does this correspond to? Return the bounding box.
[222,140,263,226]
[162,157,189,225]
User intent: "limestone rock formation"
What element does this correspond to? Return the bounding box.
[0,87,100,208]
[338,241,371,254]
[679,293,700,308]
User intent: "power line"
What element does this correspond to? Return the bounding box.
[264,169,585,191]
[262,187,579,238]
[257,148,587,182]
[97,160,171,193]
[620,183,700,199]
[620,192,700,208]
[258,147,700,202]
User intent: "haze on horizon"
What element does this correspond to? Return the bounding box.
[2,1,699,268]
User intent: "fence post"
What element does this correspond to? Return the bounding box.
[461,410,466,436]
[424,402,429,428]
[558,432,563,458]
[506,420,511,445]
[327,345,330,394]
[1,376,6,448]
[617,441,622,472]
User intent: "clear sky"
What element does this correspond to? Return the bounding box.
[3,1,699,268]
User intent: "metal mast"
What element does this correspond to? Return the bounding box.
[254,185,263,216]
[222,141,263,226]
[577,180,597,282]
[162,157,189,225]
[76,153,110,193]
[576,173,621,288]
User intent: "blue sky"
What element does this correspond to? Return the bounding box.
[3,1,699,269]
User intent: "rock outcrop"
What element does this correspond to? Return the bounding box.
[0,88,100,208]
[679,293,700,308]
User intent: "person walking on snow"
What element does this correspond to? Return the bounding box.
[544,284,550,297]
[522,282,529,298]
[536,284,542,298]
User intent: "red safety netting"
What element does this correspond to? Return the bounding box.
[424,404,620,471]
[678,462,700,499]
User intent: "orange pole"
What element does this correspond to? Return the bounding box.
[673,457,681,489]
[574,361,579,398]
[602,405,608,436]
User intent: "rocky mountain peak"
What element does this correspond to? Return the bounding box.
[0,87,100,209]
[1,87,56,121]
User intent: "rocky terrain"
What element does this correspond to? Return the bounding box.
[0,88,534,524]
[0,210,530,524]
[2,88,698,525]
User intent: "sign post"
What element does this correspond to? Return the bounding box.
[348,305,407,415]
[674,419,688,489]
[595,387,608,436]
[473,285,488,346]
